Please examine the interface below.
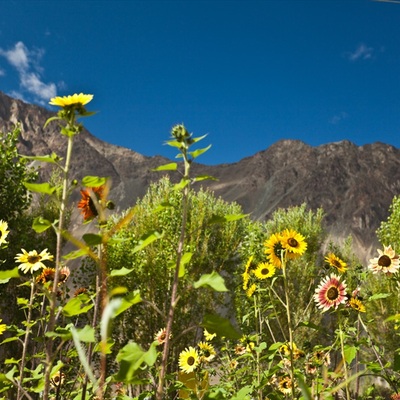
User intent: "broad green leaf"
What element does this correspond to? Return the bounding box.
[82,233,103,246]
[62,294,94,317]
[0,267,20,284]
[173,179,190,191]
[343,344,357,364]
[132,231,163,253]
[32,217,53,233]
[23,182,58,195]
[101,298,122,342]
[110,267,134,277]
[178,252,192,278]
[368,293,391,301]
[191,134,208,143]
[165,139,183,148]
[62,248,90,260]
[231,385,252,400]
[385,314,400,322]
[114,341,158,382]
[192,175,218,183]
[109,286,128,296]
[81,176,108,187]
[189,144,212,159]
[202,314,242,340]
[152,163,178,171]
[194,271,228,292]
[114,290,142,317]
[20,152,60,164]
[208,213,248,224]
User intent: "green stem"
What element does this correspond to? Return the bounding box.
[338,322,351,400]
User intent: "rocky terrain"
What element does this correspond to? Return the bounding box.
[1,91,399,261]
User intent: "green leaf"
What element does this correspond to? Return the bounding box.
[81,176,108,187]
[178,252,192,278]
[152,163,178,171]
[173,179,190,191]
[114,341,158,382]
[101,298,123,342]
[132,231,163,253]
[208,213,248,224]
[165,139,183,148]
[62,294,94,317]
[368,293,392,301]
[343,344,357,364]
[23,182,57,195]
[82,233,103,246]
[62,248,89,260]
[0,267,20,284]
[202,314,242,340]
[194,271,228,292]
[192,175,218,183]
[110,267,134,277]
[189,144,211,159]
[385,313,400,322]
[296,321,320,331]
[32,217,53,233]
[20,152,60,164]
[191,134,208,143]
[231,385,252,400]
[114,290,142,317]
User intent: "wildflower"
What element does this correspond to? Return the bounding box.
[154,328,170,345]
[15,248,53,274]
[281,229,307,257]
[368,245,399,274]
[264,233,285,268]
[314,274,347,312]
[310,349,331,367]
[49,93,93,108]
[179,347,200,374]
[203,328,216,341]
[59,266,70,283]
[246,283,256,298]
[36,268,56,284]
[348,297,366,313]
[50,371,65,388]
[0,220,10,246]
[235,345,246,355]
[78,186,105,221]
[278,376,294,395]
[254,262,275,279]
[325,253,347,274]
[0,319,7,335]
[279,342,304,360]
[229,359,238,369]
[242,255,255,289]
[198,341,216,362]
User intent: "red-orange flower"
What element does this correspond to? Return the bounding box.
[77,186,105,221]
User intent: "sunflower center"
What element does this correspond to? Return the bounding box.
[27,255,41,264]
[378,255,391,267]
[287,238,298,248]
[273,243,284,257]
[326,286,339,300]
[332,260,342,269]
[261,268,269,275]
[187,356,195,366]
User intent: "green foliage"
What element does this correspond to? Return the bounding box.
[377,195,400,250]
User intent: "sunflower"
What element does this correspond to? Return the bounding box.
[254,262,275,279]
[246,283,256,298]
[179,347,200,374]
[154,328,170,345]
[77,186,105,221]
[203,328,216,342]
[281,229,307,256]
[50,371,65,388]
[198,341,216,362]
[264,233,285,267]
[49,93,93,108]
[278,376,294,395]
[314,274,347,312]
[325,253,347,274]
[36,268,56,284]
[0,319,7,335]
[368,245,399,274]
[15,248,53,274]
[0,220,10,246]
[349,297,366,313]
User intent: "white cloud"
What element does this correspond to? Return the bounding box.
[0,41,57,102]
[347,44,374,62]
[330,111,348,125]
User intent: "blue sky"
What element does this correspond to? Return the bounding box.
[0,0,399,165]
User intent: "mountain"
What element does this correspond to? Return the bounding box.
[1,91,399,261]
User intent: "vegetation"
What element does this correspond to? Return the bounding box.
[0,93,398,400]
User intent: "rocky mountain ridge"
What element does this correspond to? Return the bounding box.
[1,91,399,261]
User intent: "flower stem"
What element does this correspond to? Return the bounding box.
[338,322,351,400]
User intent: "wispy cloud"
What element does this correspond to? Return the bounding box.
[0,41,57,103]
[330,111,348,125]
[346,43,374,62]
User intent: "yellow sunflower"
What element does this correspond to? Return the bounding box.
[179,347,200,374]
[280,229,307,256]
[349,298,366,313]
[0,220,9,246]
[15,248,53,274]
[49,93,93,107]
[198,341,216,362]
[0,319,7,335]
[246,283,256,298]
[325,253,347,273]
[264,233,285,268]
[203,328,216,341]
[278,376,294,395]
[254,262,275,279]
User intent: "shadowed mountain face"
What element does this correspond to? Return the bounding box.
[1,91,399,261]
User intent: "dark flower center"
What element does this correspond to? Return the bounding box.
[332,260,342,269]
[261,268,269,275]
[273,243,284,257]
[28,255,41,264]
[378,255,391,267]
[187,356,195,366]
[326,287,339,300]
[288,238,298,248]
[203,349,211,357]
